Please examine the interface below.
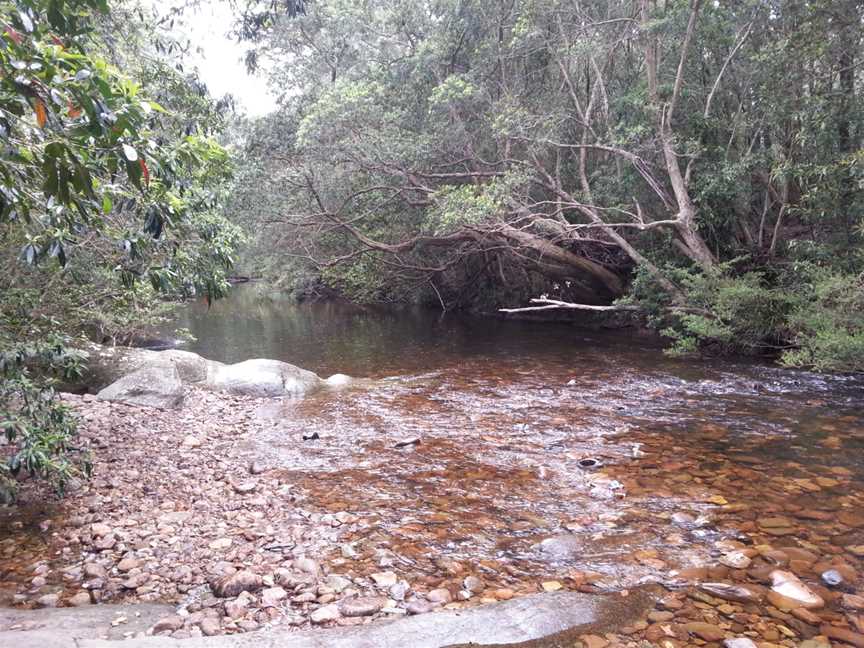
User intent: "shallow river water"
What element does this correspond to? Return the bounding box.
[172,288,864,594]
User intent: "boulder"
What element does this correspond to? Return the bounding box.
[78,344,331,401]
[209,359,321,397]
[97,365,184,409]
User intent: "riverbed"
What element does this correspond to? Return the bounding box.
[1,286,863,645]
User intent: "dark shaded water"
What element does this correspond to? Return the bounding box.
[166,286,864,593]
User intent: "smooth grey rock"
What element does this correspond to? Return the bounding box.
[325,374,353,387]
[79,344,330,400]
[97,365,184,409]
[209,359,321,397]
[338,596,386,617]
[1,590,653,648]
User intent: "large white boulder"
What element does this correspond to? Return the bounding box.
[96,364,185,409]
[209,359,323,397]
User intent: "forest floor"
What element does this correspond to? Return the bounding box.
[0,388,862,647]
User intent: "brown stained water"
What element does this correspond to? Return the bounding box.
[173,288,864,593]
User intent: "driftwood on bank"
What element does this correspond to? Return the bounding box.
[499,298,641,314]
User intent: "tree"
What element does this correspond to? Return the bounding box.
[231,0,863,370]
[0,0,242,500]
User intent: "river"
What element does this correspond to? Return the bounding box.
[169,286,864,594]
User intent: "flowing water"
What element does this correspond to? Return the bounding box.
[169,287,864,596]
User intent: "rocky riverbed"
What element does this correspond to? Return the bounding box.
[1,357,863,647]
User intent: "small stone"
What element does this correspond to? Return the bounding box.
[232,480,258,495]
[199,618,221,636]
[493,588,515,600]
[117,558,141,573]
[842,593,864,610]
[541,581,563,592]
[152,615,185,635]
[820,625,864,648]
[371,571,398,587]
[122,573,149,589]
[394,437,421,448]
[683,622,725,642]
[248,460,270,475]
[91,522,112,537]
[769,570,824,609]
[581,635,609,648]
[294,557,320,575]
[463,576,484,594]
[261,586,288,606]
[36,593,60,608]
[325,575,352,593]
[389,580,410,601]
[724,639,758,648]
[181,435,202,448]
[208,537,233,550]
[93,535,117,551]
[821,569,844,587]
[649,610,675,622]
[699,583,760,603]
[224,596,249,619]
[68,592,92,607]
[339,596,387,617]
[406,599,434,615]
[310,603,341,624]
[83,563,107,579]
[719,551,752,569]
[427,588,453,604]
[212,570,264,598]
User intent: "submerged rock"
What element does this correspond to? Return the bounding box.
[768,570,824,609]
[537,534,581,559]
[699,582,761,603]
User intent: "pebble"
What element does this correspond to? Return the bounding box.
[294,557,320,575]
[91,523,112,537]
[117,557,141,572]
[719,551,752,569]
[199,618,221,636]
[338,596,387,617]
[724,639,758,648]
[152,615,185,635]
[821,569,844,587]
[68,591,92,606]
[683,622,725,642]
[261,586,288,606]
[768,570,824,609]
[232,480,258,495]
[406,599,434,615]
[212,570,263,598]
[699,583,760,603]
[463,576,484,594]
[389,580,410,601]
[309,603,341,624]
[36,593,60,608]
[426,588,453,604]
[370,571,397,587]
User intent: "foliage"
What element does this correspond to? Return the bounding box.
[228,0,862,372]
[0,0,241,499]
